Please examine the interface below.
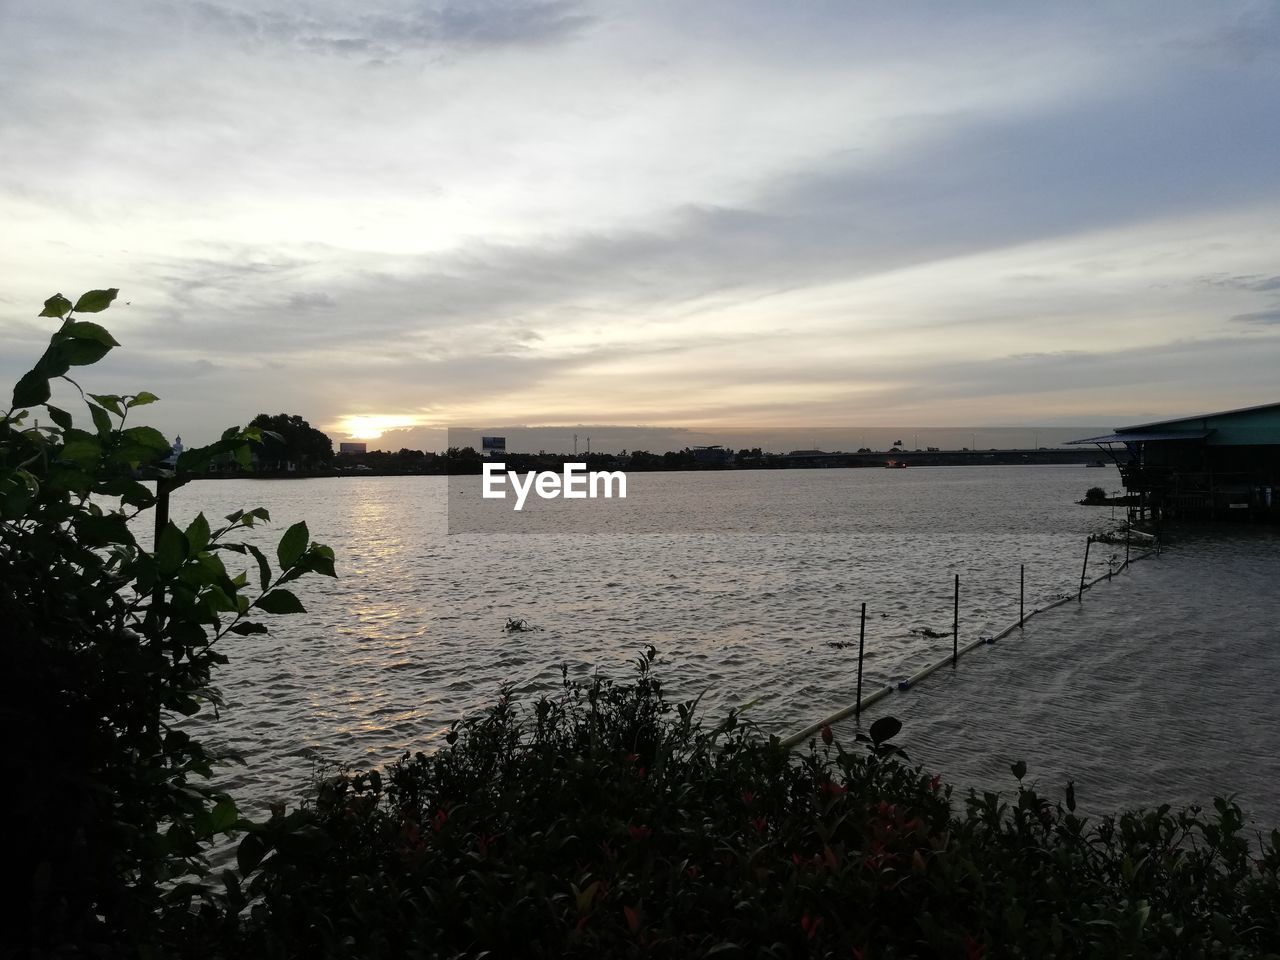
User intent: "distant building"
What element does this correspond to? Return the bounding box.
[691,444,735,466]
[164,435,183,468]
[1070,401,1280,522]
[339,441,367,455]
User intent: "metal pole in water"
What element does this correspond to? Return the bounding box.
[1019,563,1025,628]
[148,478,173,634]
[1078,536,1092,602]
[952,573,959,666]
[1125,523,1131,569]
[153,480,170,552]
[855,602,866,719]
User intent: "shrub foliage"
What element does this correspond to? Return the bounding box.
[228,649,1280,959]
[2,290,335,954]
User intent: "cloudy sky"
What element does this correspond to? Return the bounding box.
[3,0,1279,449]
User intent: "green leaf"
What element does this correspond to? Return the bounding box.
[703,944,744,958]
[237,832,267,874]
[244,543,271,591]
[277,521,309,569]
[12,370,51,407]
[230,621,269,636]
[39,293,73,318]
[156,522,190,576]
[45,464,92,494]
[1,478,35,520]
[869,715,902,746]
[255,589,306,615]
[60,437,102,464]
[203,584,236,614]
[185,512,211,552]
[34,344,72,378]
[128,391,159,407]
[80,514,132,546]
[210,798,239,833]
[61,338,113,366]
[47,405,73,432]
[63,320,120,347]
[89,393,124,416]
[1011,760,1027,782]
[122,425,172,454]
[73,288,119,313]
[88,403,113,436]
[306,543,337,578]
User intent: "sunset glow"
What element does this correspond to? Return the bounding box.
[335,415,430,441]
[2,2,1278,448]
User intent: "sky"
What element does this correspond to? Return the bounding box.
[2,0,1279,451]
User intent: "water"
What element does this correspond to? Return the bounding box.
[842,527,1280,831]
[172,464,1129,809]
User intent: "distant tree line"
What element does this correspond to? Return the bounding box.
[195,417,1105,477]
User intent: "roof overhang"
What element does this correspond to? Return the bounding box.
[1065,430,1211,445]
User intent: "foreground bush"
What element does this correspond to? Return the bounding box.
[220,649,1280,959]
[2,290,335,955]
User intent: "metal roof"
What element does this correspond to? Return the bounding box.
[1119,401,1280,432]
[1065,430,1211,445]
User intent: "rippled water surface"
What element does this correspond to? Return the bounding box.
[842,527,1280,830]
[172,465,1135,806]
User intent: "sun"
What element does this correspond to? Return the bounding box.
[335,415,426,441]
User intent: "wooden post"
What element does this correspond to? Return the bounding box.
[1078,536,1092,602]
[952,574,959,667]
[147,477,174,636]
[153,477,171,552]
[1125,523,1131,569]
[855,602,866,719]
[1019,563,1025,628]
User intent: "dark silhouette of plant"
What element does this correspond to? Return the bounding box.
[226,650,1280,958]
[2,289,337,955]
[1084,485,1108,504]
[249,412,333,469]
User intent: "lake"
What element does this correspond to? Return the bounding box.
[173,464,1133,808]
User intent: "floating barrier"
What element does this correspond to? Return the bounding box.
[779,683,896,750]
[780,529,1159,750]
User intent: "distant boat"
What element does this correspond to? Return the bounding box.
[1086,460,1107,468]
[886,459,908,469]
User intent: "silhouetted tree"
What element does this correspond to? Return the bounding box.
[445,446,483,474]
[249,413,333,469]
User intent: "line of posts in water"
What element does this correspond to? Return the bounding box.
[798,522,1156,745]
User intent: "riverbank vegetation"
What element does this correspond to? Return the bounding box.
[217,649,1280,959]
[4,290,336,954]
[6,291,1279,957]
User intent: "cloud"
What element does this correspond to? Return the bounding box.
[3,1,1280,443]
[1232,308,1280,325]
[176,0,593,57]
[1170,1,1280,64]
[286,292,337,311]
[1206,274,1280,292]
